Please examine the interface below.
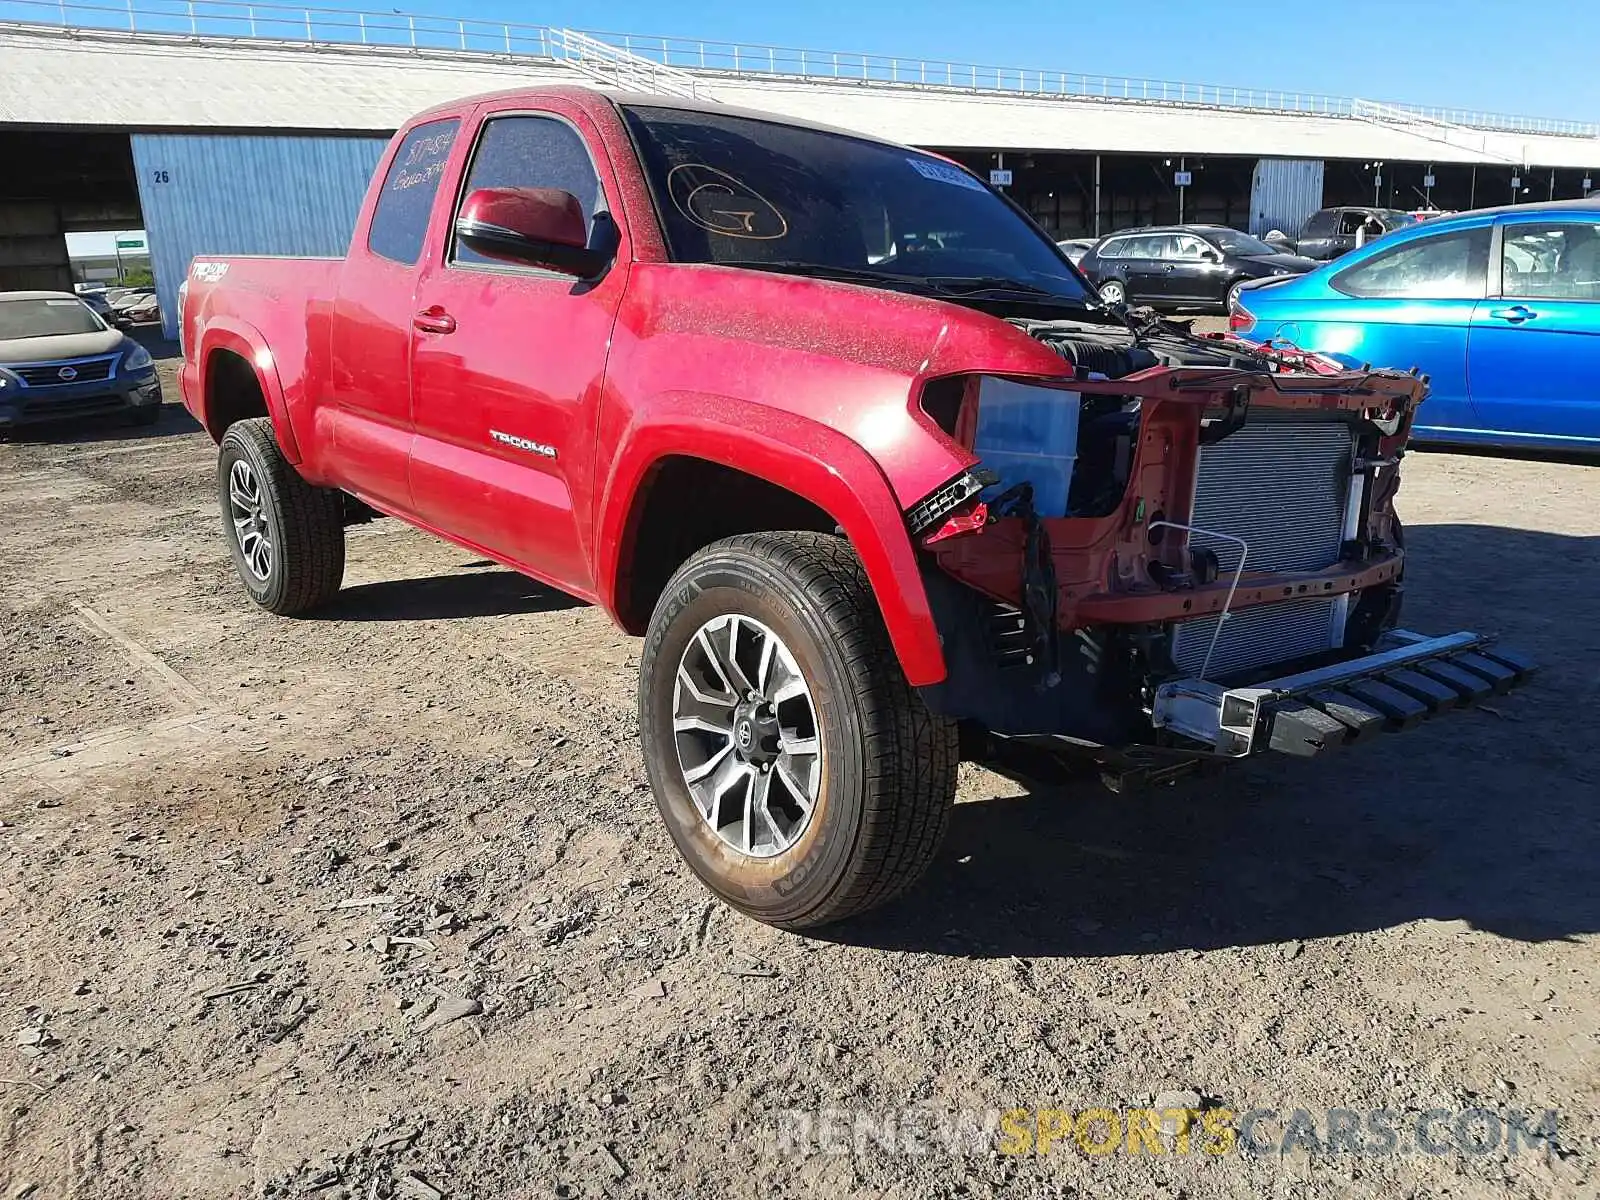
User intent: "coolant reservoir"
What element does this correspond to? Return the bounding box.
[972,377,1080,518]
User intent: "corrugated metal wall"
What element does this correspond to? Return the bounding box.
[1249,158,1326,238]
[131,133,389,339]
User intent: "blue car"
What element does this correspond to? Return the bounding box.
[1231,199,1600,452]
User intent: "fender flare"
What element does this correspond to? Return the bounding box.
[196,318,303,463]
[596,394,949,688]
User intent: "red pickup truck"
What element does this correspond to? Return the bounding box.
[179,86,1530,929]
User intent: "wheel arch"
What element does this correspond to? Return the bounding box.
[597,403,949,688]
[197,319,302,462]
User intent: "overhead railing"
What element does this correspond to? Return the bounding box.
[550,28,704,100]
[2,0,1596,140]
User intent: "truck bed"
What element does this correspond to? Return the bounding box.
[178,255,344,461]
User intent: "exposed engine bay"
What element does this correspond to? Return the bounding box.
[999,313,1346,520]
[909,309,1474,788]
[1007,312,1284,376]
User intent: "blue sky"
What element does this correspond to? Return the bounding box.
[66,230,147,259]
[410,0,1599,123]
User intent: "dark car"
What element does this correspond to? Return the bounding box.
[108,286,157,328]
[0,291,163,428]
[1292,206,1419,261]
[1077,225,1317,312]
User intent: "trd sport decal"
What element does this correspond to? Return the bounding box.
[491,429,558,459]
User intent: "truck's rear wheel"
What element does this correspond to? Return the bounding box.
[216,418,345,615]
[639,532,958,930]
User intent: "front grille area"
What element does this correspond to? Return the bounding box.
[1172,418,1355,678]
[14,356,117,387]
[1171,594,1339,678]
[17,393,124,419]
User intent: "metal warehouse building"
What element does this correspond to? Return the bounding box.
[3,2,1599,340]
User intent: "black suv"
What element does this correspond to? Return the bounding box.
[1078,225,1316,313]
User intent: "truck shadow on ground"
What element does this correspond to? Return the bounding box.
[317,568,586,622]
[827,522,1598,958]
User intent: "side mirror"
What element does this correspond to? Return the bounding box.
[1200,248,1222,263]
[454,186,608,277]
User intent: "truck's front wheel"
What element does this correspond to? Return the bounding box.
[639,532,958,930]
[216,418,345,615]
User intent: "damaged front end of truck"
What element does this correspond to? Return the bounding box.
[909,314,1534,790]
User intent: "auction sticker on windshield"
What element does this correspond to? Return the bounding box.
[907,157,986,192]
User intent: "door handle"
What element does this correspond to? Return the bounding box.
[413,306,457,335]
[1163,264,1176,273]
[1488,305,1536,323]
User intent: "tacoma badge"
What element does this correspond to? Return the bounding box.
[491,429,557,459]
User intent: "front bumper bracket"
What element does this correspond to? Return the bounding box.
[1151,630,1535,757]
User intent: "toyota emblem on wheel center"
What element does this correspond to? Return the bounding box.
[58,366,78,381]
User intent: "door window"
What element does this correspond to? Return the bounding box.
[368,119,460,266]
[451,115,605,267]
[1337,211,1367,237]
[1501,223,1600,300]
[1331,228,1490,298]
[1124,234,1170,259]
[1171,233,1210,260]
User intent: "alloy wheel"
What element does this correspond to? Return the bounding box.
[228,457,272,581]
[671,614,822,858]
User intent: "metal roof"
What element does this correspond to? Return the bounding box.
[706,79,1600,169]
[0,26,571,132]
[2,24,1599,170]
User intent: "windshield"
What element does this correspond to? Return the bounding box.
[1208,229,1278,256]
[0,297,103,340]
[621,105,1092,302]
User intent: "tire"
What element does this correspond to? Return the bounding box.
[1099,280,1126,305]
[216,417,345,615]
[639,531,958,930]
[129,402,161,427]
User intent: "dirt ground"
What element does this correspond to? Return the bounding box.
[2,352,1597,1200]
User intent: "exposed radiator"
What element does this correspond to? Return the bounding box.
[1171,595,1341,678]
[1171,419,1355,678]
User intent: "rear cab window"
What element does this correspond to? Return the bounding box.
[368,118,460,265]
